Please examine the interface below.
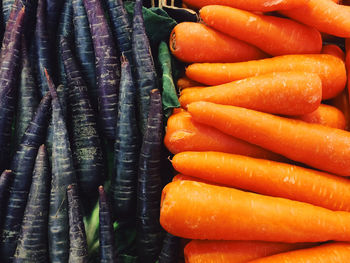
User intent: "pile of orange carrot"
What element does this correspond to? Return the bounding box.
[162,0,350,262]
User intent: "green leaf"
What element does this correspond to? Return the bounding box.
[124,1,177,46]
[158,41,180,118]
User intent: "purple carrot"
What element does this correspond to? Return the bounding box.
[45,69,77,263]
[13,145,50,263]
[99,185,117,263]
[0,92,51,262]
[136,89,164,262]
[83,0,120,140]
[0,7,25,189]
[132,0,159,134]
[14,35,40,150]
[67,184,89,262]
[61,37,104,207]
[0,170,14,232]
[34,0,55,97]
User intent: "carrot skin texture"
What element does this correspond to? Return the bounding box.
[35,0,55,97]
[132,0,159,134]
[83,0,120,140]
[57,0,74,88]
[160,180,350,242]
[170,22,268,63]
[14,36,40,150]
[182,0,309,11]
[112,56,140,219]
[0,170,13,232]
[322,44,345,61]
[72,0,97,110]
[1,0,23,55]
[281,0,350,38]
[99,186,117,263]
[0,7,24,176]
[13,145,50,263]
[172,151,350,212]
[47,70,77,263]
[0,92,51,262]
[184,240,315,263]
[248,242,350,263]
[105,0,133,66]
[61,37,104,204]
[186,54,346,100]
[67,184,89,262]
[137,89,164,262]
[187,102,350,177]
[177,77,205,90]
[292,104,346,130]
[158,232,180,263]
[331,88,350,131]
[164,111,286,162]
[199,5,322,56]
[180,72,322,115]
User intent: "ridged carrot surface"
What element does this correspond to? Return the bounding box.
[164,111,286,162]
[281,0,350,38]
[199,5,322,56]
[187,102,350,177]
[180,72,322,115]
[172,151,350,211]
[186,54,346,99]
[185,240,315,263]
[160,180,350,242]
[292,104,346,130]
[182,0,309,11]
[170,22,267,63]
[248,242,350,263]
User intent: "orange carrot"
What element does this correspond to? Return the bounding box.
[177,77,205,91]
[292,104,346,129]
[321,44,345,60]
[169,22,268,63]
[187,101,350,177]
[164,111,287,162]
[160,180,350,242]
[199,5,322,56]
[172,174,226,187]
[186,54,346,99]
[184,240,316,263]
[172,151,350,211]
[281,0,350,38]
[182,0,310,12]
[331,88,350,131]
[179,72,322,115]
[248,242,350,262]
[172,108,186,115]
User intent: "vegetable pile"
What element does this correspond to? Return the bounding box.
[0,0,180,262]
[163,0,350,262]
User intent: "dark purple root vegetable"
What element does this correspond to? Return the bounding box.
[99,185,117,263]
[61,37,103,210]
[46,69,77,263]
[72,0,97,110]
[83,0,120,140]
[112,56,140,220]
[34,0,55,98]
[67,184,89,262]
[136,89,164,262]
[158,233,180,263]
[14,35,40,150]
[0,170,14,233]
[0,6,24,178]
[0,91,51,263]
[13,145,50,263]
[132,0,159,134]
